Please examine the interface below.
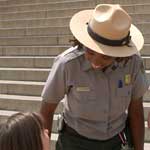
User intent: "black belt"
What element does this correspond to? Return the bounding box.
[64,122,83,138]
[63,121,120,143]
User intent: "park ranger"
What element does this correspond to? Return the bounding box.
[40,4,149,150]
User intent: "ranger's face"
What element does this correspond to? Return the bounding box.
[84,47,115,69]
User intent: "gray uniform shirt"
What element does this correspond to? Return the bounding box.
[42,46,149,140]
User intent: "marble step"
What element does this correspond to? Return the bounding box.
[0,22,149,37]
[0,0,150,7]
[0,13,149,28]
[0,36,68,47]
[0,45,68,56]
[0,0,83,6]
[0,56,55,68]
[144,143,150,150]
[0,26,71,36]
[0,94,63,113]
[141,44,150,56]
[96,0,150,5]
[0,33,150,46]
[0,55,150,69]
[0,44,149,56]
[144,86,150,102]
[0,4,150,19]
[0,80,44,96]
[143,56,150,70]
[0,35,73,46]
[0,8,89,20]
[0,0,8,6]
[0,68,50,81]
[0,1,94,13]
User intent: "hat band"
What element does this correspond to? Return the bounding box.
[87,25,131,47]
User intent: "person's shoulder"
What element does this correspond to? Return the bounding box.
[58,46,85,64]
[131,53,143,64]
[130,53,144,73]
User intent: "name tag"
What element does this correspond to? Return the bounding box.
[76,87,90,92]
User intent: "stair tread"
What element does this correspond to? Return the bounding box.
[0,109,58,119]
[0,67,50,71]
[144,143,150,150]
[0,0,90,8]
[0,0,150,9]
[0,93,42,101]
[0,80,45,85]
[0,56,55,58]
[0,26,69,30]
[0,4,149,15]
[0,7,90,14]
[0,12,149,21]
[0,21,150,30]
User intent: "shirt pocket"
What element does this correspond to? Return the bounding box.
[117,85,132,97]
[116,85,132,110]
[69,84,99,120]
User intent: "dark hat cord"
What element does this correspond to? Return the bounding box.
[87,24,132,47]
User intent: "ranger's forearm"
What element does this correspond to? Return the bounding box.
[40,101,57,137]
[41,111,54,137]
[128,98,144,150]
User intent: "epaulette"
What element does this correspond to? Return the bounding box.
[59,46,85,63]
[60,46,78,57]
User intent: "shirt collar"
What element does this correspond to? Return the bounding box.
[81,54,129,73]
[81,55,93,71]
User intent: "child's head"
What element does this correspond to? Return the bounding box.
[0,112,50,150]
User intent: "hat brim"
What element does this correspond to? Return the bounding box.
[70,10,144,57]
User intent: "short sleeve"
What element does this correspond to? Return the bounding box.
[41,56,66,103]
[132,57,149,100]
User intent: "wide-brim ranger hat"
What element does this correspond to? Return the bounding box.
[69,4,144,57]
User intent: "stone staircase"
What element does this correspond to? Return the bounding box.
[0,0,150,149]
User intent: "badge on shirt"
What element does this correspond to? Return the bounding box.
[124,74,131,85]
[76,86,90,92]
